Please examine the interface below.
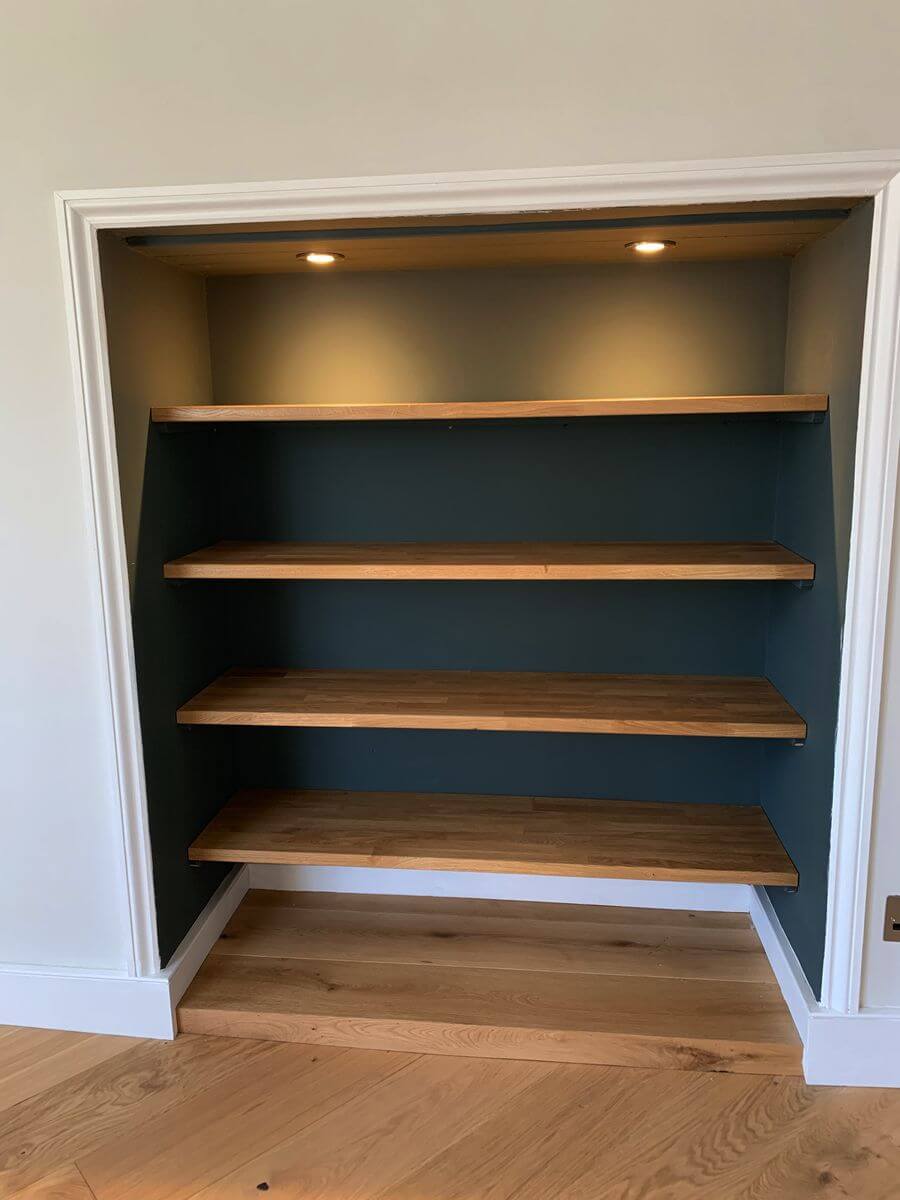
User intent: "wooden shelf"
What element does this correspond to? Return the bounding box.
[189,789,799,886]
[151,394,828,423]
[178,890,802,1075]
[164,540,815,582]
[176,668,806,738]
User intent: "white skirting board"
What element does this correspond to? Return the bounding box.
[0,965,175,1040]
[247,864,754,911]
[0,866,249,1040]
[750,886,900,1087]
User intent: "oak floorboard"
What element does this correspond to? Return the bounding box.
[8,1162,97,1200]
[177,949,800,1075]
[382,1067,900,1200]
[77,1045,412,1200]
[0,1035,274,1196]
[242,889,753,929]
[185,1055,555,1200]
[3,1026,899,1200]
[216,894,774,983]
[0,1029,142,1114]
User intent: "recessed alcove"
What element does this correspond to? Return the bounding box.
[100,197,872,1069]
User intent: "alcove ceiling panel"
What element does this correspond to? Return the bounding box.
[118,198,863,275]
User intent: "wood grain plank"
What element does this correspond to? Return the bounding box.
[185,1054,556,1200]
[4,1033,899,1200]
[8,1162,97,1200]
[0,1029,142,1114]
[164,540,815,581]
[190,790,798,885]
[241,889,754,929]
[214,893,775,983]
[383,1066,900,1200]
[176,669,807,738]
[177,951,801,1075]
[0,1035,276,1196]
[152,394,828,422]
[77,1045,412,1200]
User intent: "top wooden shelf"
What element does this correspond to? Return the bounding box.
[164,540,815,582]
[151,395,829,423]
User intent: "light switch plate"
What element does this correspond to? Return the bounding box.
[884,896,900,942]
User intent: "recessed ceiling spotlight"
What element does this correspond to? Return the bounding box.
[298,251,345,265]
[626,240,676,255]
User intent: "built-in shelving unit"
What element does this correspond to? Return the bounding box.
[151,393,828,423]
[164,540,815,581]
[189,789,799,886]
[163,388,818,1071]
[176,667,806,738]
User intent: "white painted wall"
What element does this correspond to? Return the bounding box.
[1,0,900,979]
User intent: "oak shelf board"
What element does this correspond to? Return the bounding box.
[151,394,828,423]
[189,789,799,886]
[177,890,802,1075]
[164,540,815,582]
[176,668,807,738]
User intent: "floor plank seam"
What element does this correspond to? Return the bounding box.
[74,1161,100,1200]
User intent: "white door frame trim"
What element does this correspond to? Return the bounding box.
[56,151,900,1016]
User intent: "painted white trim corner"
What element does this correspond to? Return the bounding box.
[0,964,173,1040]
[0,866,247,1039]
[163,865,248,1010]
[822,173,900,1014]
[56,195,160,979]
[749,886,817,1044]
[805,1009,900,1088]
[751,887,900,1086]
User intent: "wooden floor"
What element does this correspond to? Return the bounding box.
[189,790,799,886]
[178,892,802,1076]
[2,1023,899,1200]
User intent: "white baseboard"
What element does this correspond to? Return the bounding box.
[248,865,753,912]
[0,964,174,1039]
[750,886,900,1087]
[0,866,248,1040]
[748,886,817,1043]
[162,865,249,1009]
[805,1010,900,1087]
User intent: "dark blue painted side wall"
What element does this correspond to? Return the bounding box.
[131,425,234,963]
[761,203,873,997]
[762,418,842,996]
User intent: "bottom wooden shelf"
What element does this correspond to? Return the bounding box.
[189,789,799,886]
[177,891,802,1076]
